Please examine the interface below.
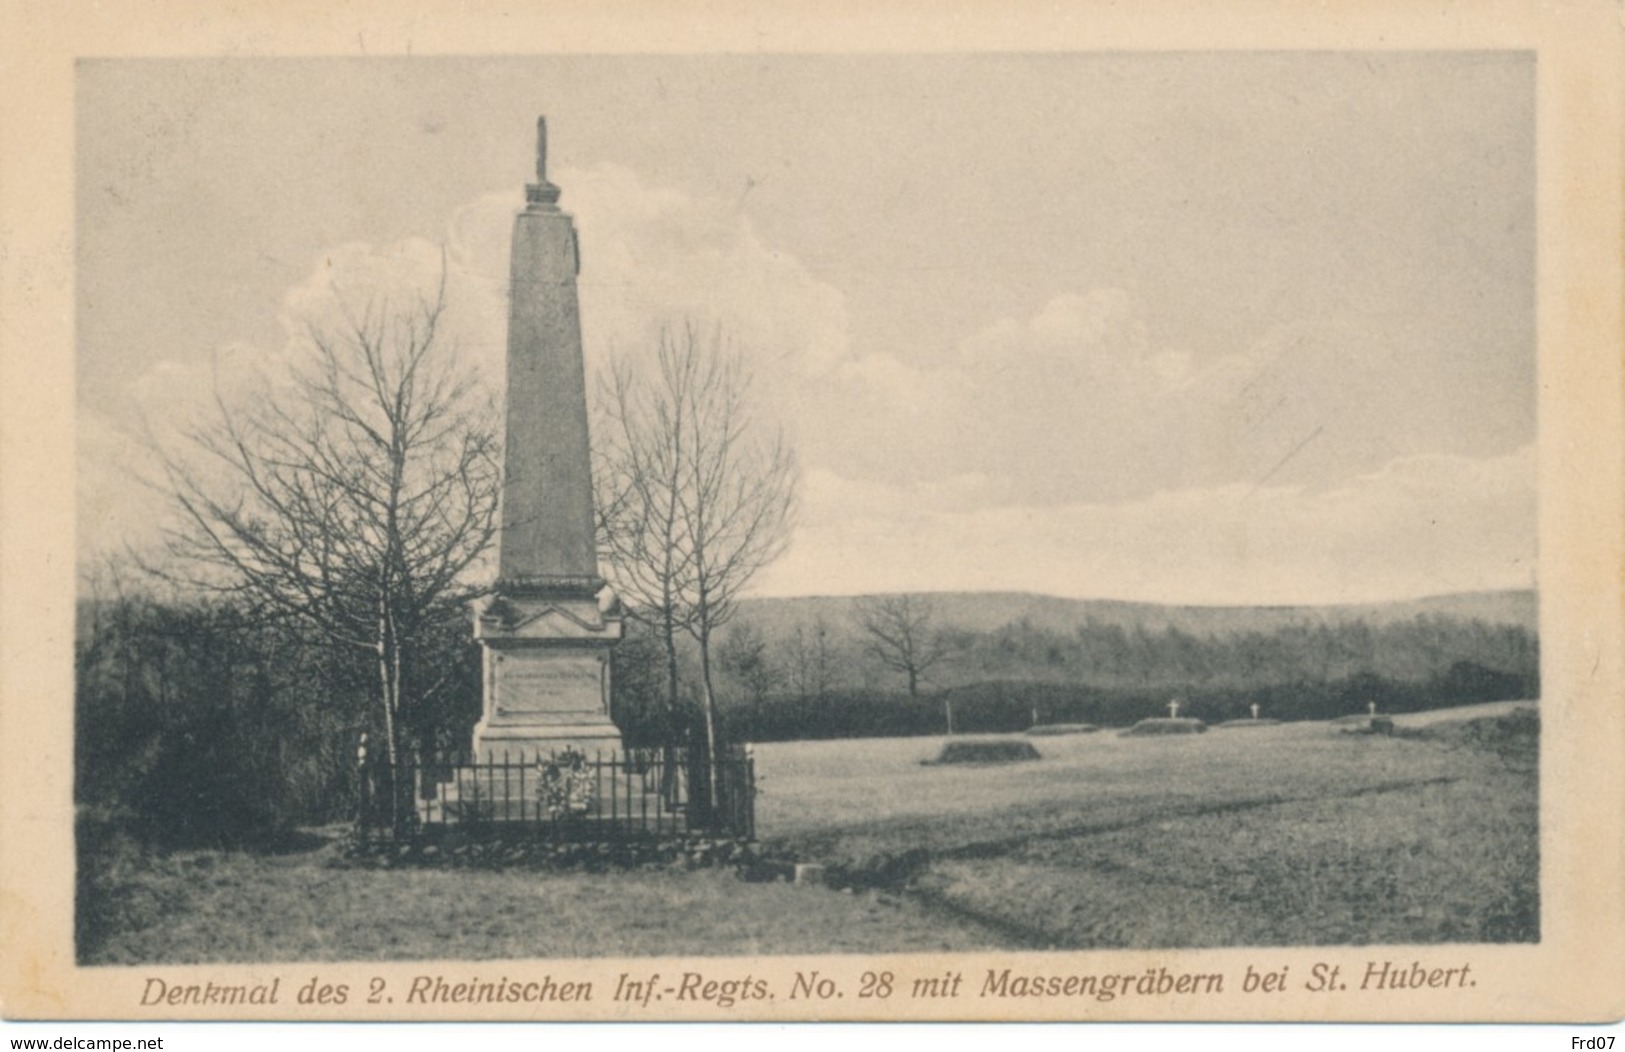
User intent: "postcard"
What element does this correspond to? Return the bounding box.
[2,0,1621,1025]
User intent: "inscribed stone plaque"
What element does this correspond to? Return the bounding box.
[494,651,604,716]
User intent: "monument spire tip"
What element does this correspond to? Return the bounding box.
[535,115,548,182]
[526,114,561,210]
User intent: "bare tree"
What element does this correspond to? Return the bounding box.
[595,339,698,746]
[785,615,839,703]
[718,621,779,710]
[598,321,797,791]
[154,277,500,829]
[852,593,947,699]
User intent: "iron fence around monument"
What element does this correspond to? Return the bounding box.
[357,742,755,844]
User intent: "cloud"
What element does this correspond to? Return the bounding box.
[757,445,1537,605]
[799,283,1531,518]
[795,287,1260,504]
[575,165,850,374]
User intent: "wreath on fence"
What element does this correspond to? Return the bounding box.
[536,748,597,819]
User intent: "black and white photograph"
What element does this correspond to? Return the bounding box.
[4,6,1624,1031]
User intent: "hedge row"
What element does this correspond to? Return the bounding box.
[715,662,1534,743]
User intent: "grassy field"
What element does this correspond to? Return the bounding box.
[78,705,1537,963]
[754,704,1538,947]
[79,839,999,964]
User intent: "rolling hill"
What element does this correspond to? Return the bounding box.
[735,588,1537,643]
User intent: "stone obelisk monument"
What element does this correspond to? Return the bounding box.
[470,116,623,761]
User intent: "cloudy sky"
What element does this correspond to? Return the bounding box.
[77,54,1536,605]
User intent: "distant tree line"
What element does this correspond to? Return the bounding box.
[683,603,1539,743]
[711,662,1535,743]
[932,613,1539,693]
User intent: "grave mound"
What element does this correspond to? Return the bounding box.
[1214,718,1281,729]
[1337,716,1396,736]
[1120,717,1208,737]
[1026,722,1100,737]
[924,739,1042,765]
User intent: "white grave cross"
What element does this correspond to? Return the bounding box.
[1250,703,1261,720]
[1167,699,1180,719]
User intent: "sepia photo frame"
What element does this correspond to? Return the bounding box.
[2,0,1622,1026]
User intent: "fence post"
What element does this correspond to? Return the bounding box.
[355,732,370,844]
[745,744,757,841]
[399,748,416,841]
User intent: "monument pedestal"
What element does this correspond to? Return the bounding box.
[470,590,623,762]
